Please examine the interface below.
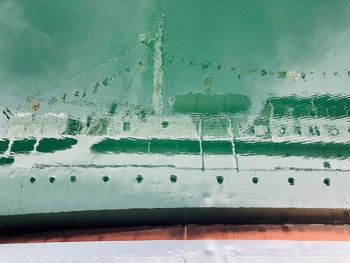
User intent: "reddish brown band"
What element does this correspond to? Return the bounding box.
[2,224,350,243]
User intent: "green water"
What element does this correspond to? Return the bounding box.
[1,0,350,161]
[1,0,350,118]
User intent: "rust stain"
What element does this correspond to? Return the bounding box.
[2,224,350,244]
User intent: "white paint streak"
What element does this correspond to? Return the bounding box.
[152,15,165,115]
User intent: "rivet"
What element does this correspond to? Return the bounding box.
[216,176,224,184]
[49,176,55,183]
[102,175,109,182]
[30,177,36,183]
[161,121,169,128]
[252,177,259,184]
[323,161,331,169]
[288,177,295,185]
[136,174,143,183]
[323,177,331,186]
[70,175,77,182]
[170,174,177,183]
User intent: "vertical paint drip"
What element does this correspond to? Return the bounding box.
[152,14,165,115]
[198,119,205,171]
[227,118,239,172]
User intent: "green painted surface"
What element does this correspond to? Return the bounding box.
[91,138,149,154]
[91,138,201,155]
[202,140,232,155]
[36,137,78,153]
[0,139,9,154]
[90,138,350,159]
[235,141,350,159]
[150,139,200,155]
[0,156,14,166]
[11,139,36,154]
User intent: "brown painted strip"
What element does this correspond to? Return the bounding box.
[1,224,350,243]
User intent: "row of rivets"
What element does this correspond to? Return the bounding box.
[28,175,332,186]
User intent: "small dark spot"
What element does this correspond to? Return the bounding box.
[278,71,287,79]
[102,175,109,182]
[30,177,36,183]
[247,125,255,135]
[323,161,331,169]
[86,116,92,128]
[108,102,118,115]
[278,125,287,136]
[136,174,143,183]
[92,82,99,93]
[216,176,224,184]
[49,176,55,183]
[323,177,331,186]
[294,126,302,136]
[170,174,177,183]
[102,78,110,86]
[123,122,130,131]
[217,65,222,70]
[61,93,67,102]
[161,121,169,128]
[2,110,10,120]
[288,177,295,185]
[201,60,211,70]
[74,90,79,97]
[260,69,267,76]
[252,177,259,184]
[309,126,320,136]
[70,175,77,183]
[328,126,340,136]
